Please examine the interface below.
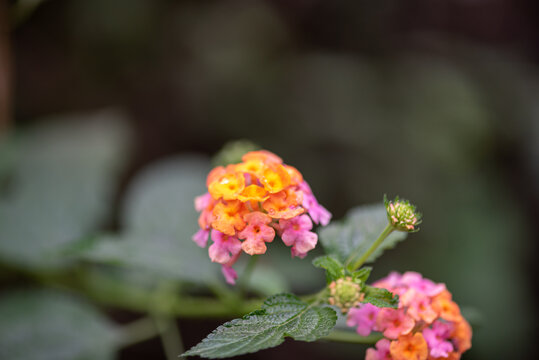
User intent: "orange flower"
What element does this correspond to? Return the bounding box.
[390,333,429,360]
[211,200,247,236]
[263,189,304,219]
[206,166,226,187]
[451,319,472,353]
[284,165,303,185]
[237,185,269,202]
[260,163,291,194]
[235,159,266,178]
[208,172,246,200]
[432,295,461,322]
[193,148,332,284]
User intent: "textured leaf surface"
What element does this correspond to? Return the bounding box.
[0,289,119,360]
[0,111,130,269]
[362,286,399,308]
[318,204,407,264]
[312,255,345,282]
[183,293,337,358]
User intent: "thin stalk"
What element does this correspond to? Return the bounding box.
[153,315,184,360]
[346,224,394,271]
[237,255,259,298]
[118,316,159,347]
[322,330,382,344]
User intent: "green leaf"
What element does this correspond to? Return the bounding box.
[0,111,130,269]
[76,155,219,284]
[121,155,210,237]
[351,267,372,284]
[318,204,407,264]
[183,293,337,358]
[312,255,345,282]
[247,263,290,296]
[362,285,399,308]
[0,289,119,360]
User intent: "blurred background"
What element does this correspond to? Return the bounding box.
[1,0,538,359]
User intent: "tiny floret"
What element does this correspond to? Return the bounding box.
[193,150,332,284]
[384,195,422,232]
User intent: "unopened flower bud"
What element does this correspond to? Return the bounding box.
[384,195,422,232]
[328,277,363,314]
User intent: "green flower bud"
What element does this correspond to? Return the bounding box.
[212,140,259,167]
[384,195,422,232]
[328,277,362,314]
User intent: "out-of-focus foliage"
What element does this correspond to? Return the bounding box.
[0,110,130,269]
[0,289,119,360]
[8,0,539,359]
[79,156,218,284]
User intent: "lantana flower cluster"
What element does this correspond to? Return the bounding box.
[347,272,472,360]
[192,150,331,284]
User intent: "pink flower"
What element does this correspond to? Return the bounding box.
[366,339,392,360]
[238,212,275,255]
[194,193,212,212]
[401,289,438,324]
[279,215,318,258]
[208,230,242,264]
[376,308,415,339]
[423,321,454,358]
[221,265,238,285]
[372,271,403,292]
[192,229,209,247]
[347,303,380,336]
[401,272,446,297]
[299,181,332,226]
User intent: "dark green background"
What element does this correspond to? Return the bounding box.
[6,1,539,359]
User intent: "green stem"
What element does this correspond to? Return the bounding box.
[237,255,259,297]
[118,316,159,347]
[322,330,382,344]
[153,315,184,360]
[346,223,394,271]
[35,268,263,319]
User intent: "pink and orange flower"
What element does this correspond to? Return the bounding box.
[192,150,331,284]
[347,272,472,360]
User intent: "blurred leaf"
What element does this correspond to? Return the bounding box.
[362,286,399,309]
[312,255,345,283]
[0,289,119,360]
[247,263,290,296]
[79,234,216,284]
[183,293,337,359]
[78,155,219,284]
[318,204,407,264]
[122,155,208,236]
[0,110,130,269]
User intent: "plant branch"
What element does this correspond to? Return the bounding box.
[118,316,158,347]
[322,330,382,344]
[237,255,258,298]
[346,223,394,271]
[153,314,184,360]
